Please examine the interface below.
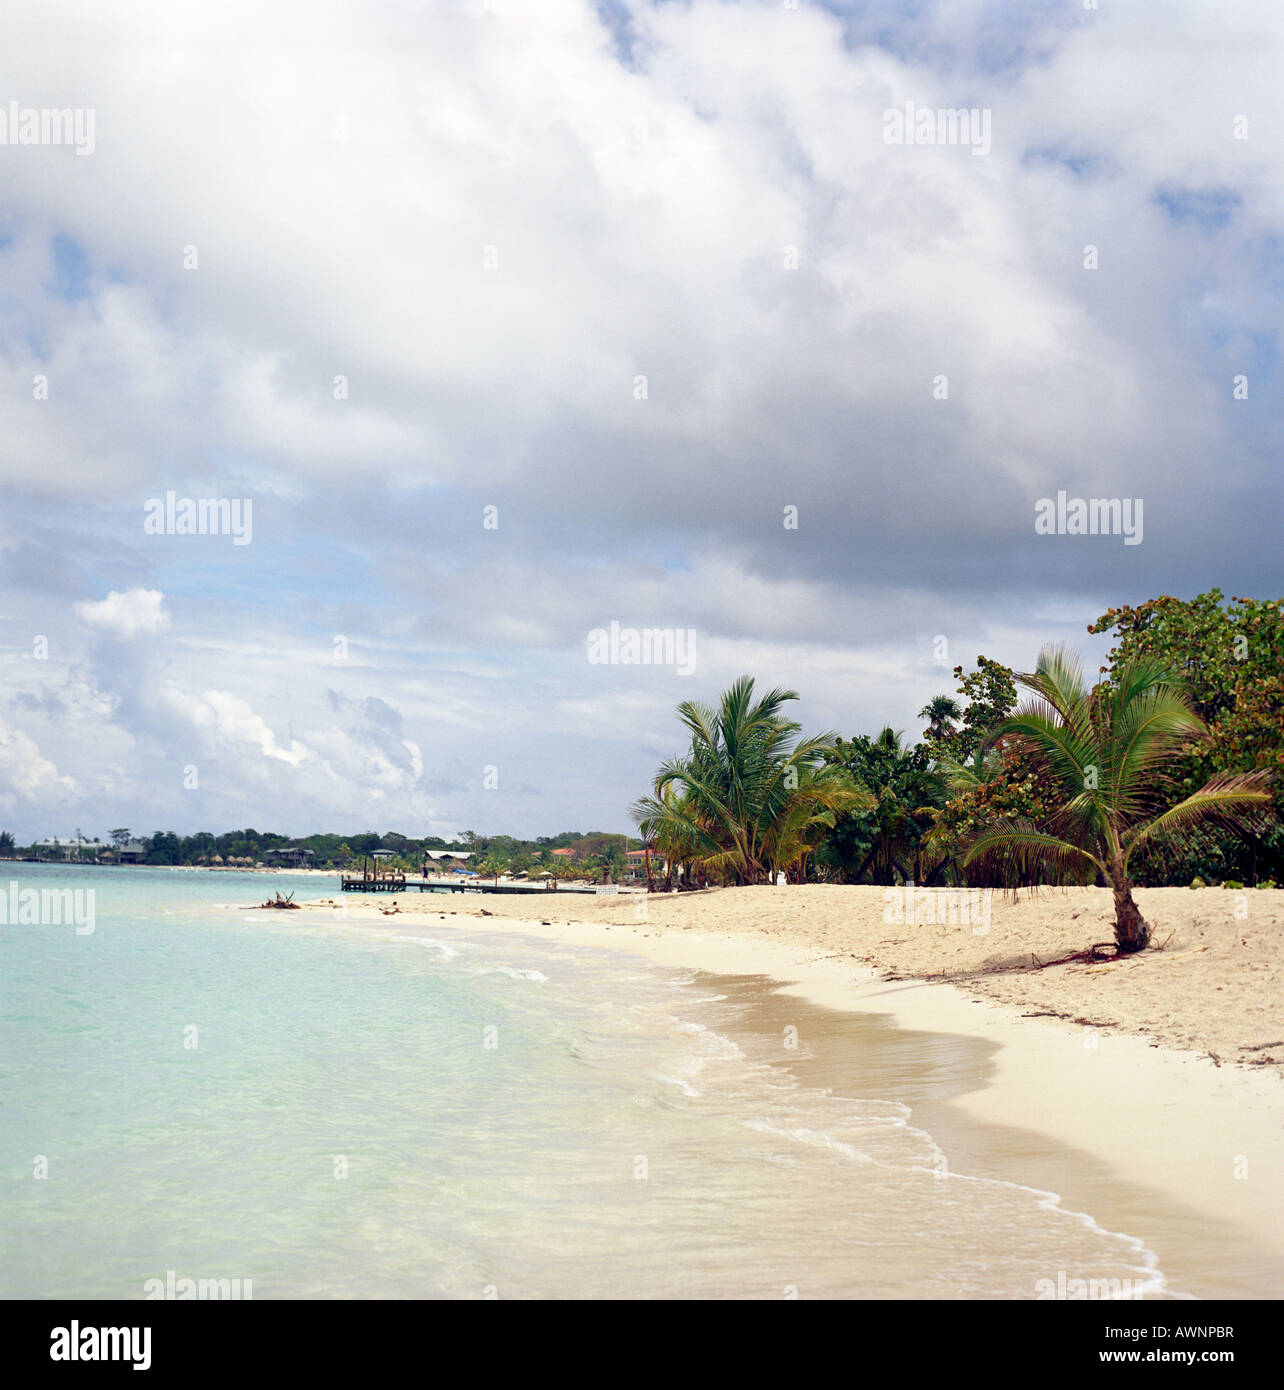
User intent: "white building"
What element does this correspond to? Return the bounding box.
[35,837,109,859]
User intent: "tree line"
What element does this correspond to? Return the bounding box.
[0,826,641,879]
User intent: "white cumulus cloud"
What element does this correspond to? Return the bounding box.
[75,589,171,640]
[0,719,77,805]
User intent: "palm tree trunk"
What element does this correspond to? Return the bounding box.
[852,846,876,883]
[1110,869,1151,953]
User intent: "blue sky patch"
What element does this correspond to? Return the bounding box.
[1154,186,1242,233]
[51,233,92,301]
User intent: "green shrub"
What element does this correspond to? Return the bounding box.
[1189,877,1206,889]
[1223,879,1244,890]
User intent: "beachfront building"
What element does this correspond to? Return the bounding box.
[34,836,110,861]
[265,847,316,868]
[623,848,668,882]
[422,850,474,876]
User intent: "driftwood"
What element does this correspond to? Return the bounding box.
[1020,1008,1117,1027]
[258,891,300,910]
[1030,944,1118,968]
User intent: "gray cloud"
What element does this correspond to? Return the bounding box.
[0,0,1279,838]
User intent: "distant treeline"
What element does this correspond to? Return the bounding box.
[0,828,641,877]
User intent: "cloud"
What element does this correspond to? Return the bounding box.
[0,719,77,806]
[75,588,170,640]
[0,0,1280,838]
[164,688,310,768]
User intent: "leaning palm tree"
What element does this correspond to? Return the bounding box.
[963,646,1274,953]
[631,677,857,886]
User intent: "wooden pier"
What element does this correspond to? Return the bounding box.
[339,876,596,895]
[339,857,598,895]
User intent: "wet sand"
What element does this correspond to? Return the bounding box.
[706,972,1284,1300]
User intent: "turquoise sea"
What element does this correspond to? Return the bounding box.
[1,864,1168,1299]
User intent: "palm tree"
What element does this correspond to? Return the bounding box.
[476,853,505,885]
[963,646,1274,953]
[919,695,961,742]
[631,676,858,886]
[633,785,701,890]
[764,765,873,883]
[601,842,625,885]
[932,745,1000,791]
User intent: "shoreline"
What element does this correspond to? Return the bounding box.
[296,885,1284,1299]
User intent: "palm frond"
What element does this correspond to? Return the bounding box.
[1104,688,1206,819]
[963,820,1105,883]
[1123,771,1275,859]
[1017,644,1090,732]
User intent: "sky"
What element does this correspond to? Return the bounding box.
[0,0,1280,843]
